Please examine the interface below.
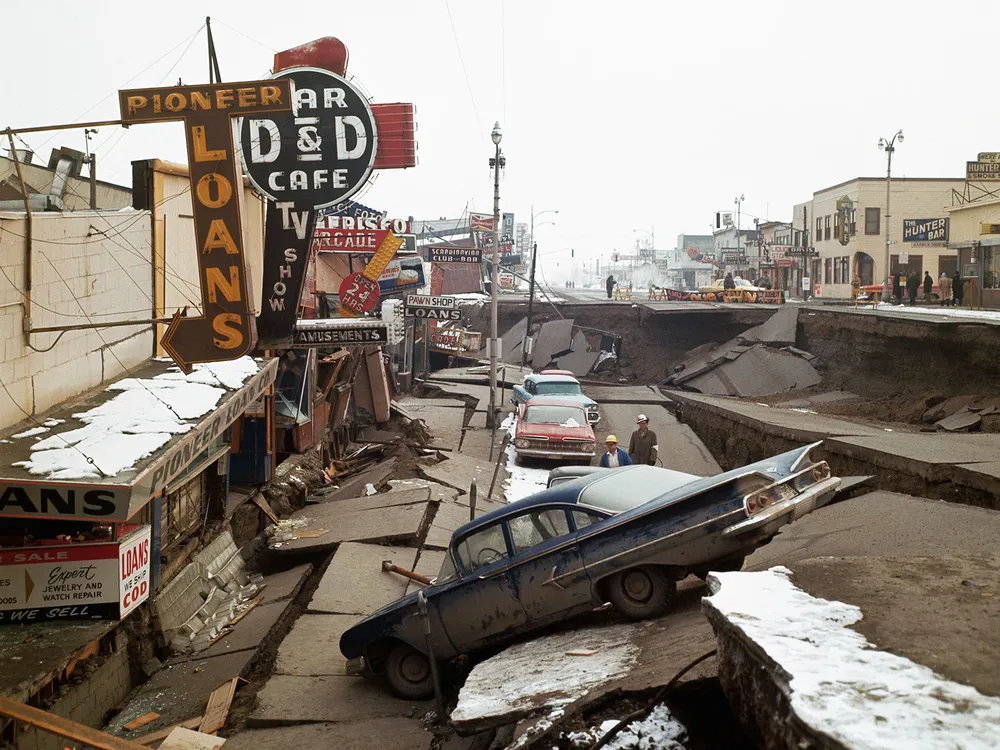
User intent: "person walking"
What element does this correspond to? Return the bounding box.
[628,414,659,466]
[723,272,736,290]
[606,274,616,299]
[938,271,952,306]
[953,269,964,308]
[906,271,920,306]
[892,271,902,304]
[923,271,934,303]
[599,435,632,468]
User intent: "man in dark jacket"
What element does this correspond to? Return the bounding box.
[953,270,964,307]
[606,274,615,299]
[906,272,920,305]
[723,272,736,290]
[923,272,934,303]
[892,271,902,304]
[599,435,632,468]
[628,414,659,466]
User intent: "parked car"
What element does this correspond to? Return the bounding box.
[697,278,763,294]
[513,399,596,464]
[511,373,600,425]
[339,443,840,699]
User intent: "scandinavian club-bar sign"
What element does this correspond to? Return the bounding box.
[119,80,293,372]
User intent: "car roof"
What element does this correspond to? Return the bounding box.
[522,397,589,408]
[526,374,580,383]
[539,369,576,376]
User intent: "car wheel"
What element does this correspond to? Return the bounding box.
[606,566,676,620]
[385,643,435,701]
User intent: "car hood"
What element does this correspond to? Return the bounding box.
[518,422,594,440]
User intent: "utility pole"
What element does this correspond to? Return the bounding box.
[522,241,538,367]
[487,122,504,430]
[83,128,98,210]
[801,205,808,300]
[878,130,904,288]
[206,17,222,83]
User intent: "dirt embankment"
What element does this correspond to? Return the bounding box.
[471,303,772,384]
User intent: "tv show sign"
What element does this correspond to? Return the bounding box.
[119,80,293,372]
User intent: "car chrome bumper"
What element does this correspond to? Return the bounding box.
[516,448,595,459]
[345,656,366,676]
[721,477,841,539]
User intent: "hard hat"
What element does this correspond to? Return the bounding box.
[636,414,649,423]
[605,435,618,444]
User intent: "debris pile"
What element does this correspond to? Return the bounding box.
[923,394,1000,433]
[664,308,823,398]
[499,317,607,377]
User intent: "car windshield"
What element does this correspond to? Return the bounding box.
[436,553,459,585]
[524,405,587,426]
[535,381,581,395]
[578,465,699,513]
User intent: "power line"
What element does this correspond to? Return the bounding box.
[443,0,486,144]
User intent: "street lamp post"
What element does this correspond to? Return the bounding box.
[487,121,505,430]
[878,130,904,289]
[522,206,558,367]
[734,194,745,274]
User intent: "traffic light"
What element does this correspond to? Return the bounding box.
[571,248,574,257]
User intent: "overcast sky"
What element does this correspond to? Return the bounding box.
[6,0,998,283]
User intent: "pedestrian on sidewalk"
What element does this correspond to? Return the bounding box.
[953,269,964,307]
[599,435,632,468]
[938,271,952,306]
[923,271,934,303]
[723,272,736,290]
[892,271,902,304]
[628,415,659,466]
[606,274,616,299]
[906,271,920,306]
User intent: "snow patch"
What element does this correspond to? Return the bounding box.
[500,412,549,504]
[704,567,1000,749]
[12,356,262,480]
[451,622,642,726]
[42,419,65,427]
[12,426,49,439]
[876,302,1000,324]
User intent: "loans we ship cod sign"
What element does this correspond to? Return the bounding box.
[0,526,151,623]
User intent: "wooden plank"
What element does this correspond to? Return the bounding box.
[227,592,264,626]
[0,695,147,750]
[251,494,280,525]
[134,717,203,746]
[198,678,239,735]
[123,712,161,731]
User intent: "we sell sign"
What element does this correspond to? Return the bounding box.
[0,526,151,623]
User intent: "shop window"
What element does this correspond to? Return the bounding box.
[162,473,206,552]
[865,207,881,235]
[986,248,1000,289]
[275,350,314,423]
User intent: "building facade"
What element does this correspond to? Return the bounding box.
[668,233,717,289]
[808,177,964,299]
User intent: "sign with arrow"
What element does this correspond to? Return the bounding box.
[119,79,293,372]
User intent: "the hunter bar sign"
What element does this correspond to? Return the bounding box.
[902,218,948,244]
[119,80,293,372]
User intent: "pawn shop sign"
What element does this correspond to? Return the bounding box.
[118,80,293,372]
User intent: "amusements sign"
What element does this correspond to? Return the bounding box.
[292,324,388,347]
[119,79,293,372]
[0,526,151,623]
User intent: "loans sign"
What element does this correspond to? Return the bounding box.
[119,80,293,372]
[405,294,460,320]
[0,526,151,622]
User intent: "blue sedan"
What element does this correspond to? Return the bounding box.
[339,443,839,699]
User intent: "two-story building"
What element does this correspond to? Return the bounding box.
[805,177,964,300]
[668,233,717,289]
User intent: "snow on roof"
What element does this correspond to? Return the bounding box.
[8,357,263,481]
[704,567,1000,749]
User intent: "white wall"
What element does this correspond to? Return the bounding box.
[0,210,154,431]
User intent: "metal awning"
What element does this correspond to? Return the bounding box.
[0,358,277,522]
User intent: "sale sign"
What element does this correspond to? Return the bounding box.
[0,526,151,622]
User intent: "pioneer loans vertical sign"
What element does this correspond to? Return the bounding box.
[119,81,292,372]
[242,64,380,346]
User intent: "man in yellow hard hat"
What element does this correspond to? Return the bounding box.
[599,435,632,468]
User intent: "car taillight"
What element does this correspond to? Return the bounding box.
[746,483,794,515]
[793,462,831,491]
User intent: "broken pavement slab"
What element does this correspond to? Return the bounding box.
[703,566,1000,750]
[274,614,361,677]
[581,385,669,405]
[306,486,432,515]
[736,305,798,346]
[248,675,430,727]
[418,452,507,496]
[682,345,821,398]
[324,457,398,501]
[269,500,431,554]
[225,717,432,750]
[531,319,575,368]
[308,542,417,615]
